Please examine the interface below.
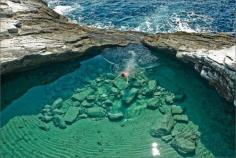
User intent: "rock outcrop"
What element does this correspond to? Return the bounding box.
[143,33,236,104]
[1,0,235,105]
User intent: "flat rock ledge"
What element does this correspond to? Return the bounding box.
[0,0,235,105]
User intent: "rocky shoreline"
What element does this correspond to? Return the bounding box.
[0,0,235,105]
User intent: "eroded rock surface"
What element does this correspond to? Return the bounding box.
[1,0,235,104]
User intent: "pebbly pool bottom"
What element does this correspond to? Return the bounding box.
[0,45,235,158]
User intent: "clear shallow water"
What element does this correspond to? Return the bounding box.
[1,45,235,157]
[46,0,236,33]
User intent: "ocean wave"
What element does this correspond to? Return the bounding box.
[45,0,235,33]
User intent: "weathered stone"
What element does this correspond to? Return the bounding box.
[72,88,94,102]
[81,100,93,107]
[103,100,113,107]
[38,122,50,131]
[148,80,157,91]
[111,87,119,93]
[147,98,160,110]
[51,98,63,109]
[171,136,196,156]
[161,135,173,143]
[87,107,106,118]
[108,112,124,121]
[87,95,96,102]
[63,106,81,124]
[78,113,88,119]
[122,88,138,104]
[39,115,53,123]
[173,114,189,123]
[1,0,235,106]
[171,105,184,115]
[53,115,67,129]
[113,78,128,90]
[52,109,65,115]
[165,95,175,104]
[73,101,80,107]
[159,105,170,114]
[150,114,175,137]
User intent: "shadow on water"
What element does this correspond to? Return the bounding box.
[0,44,235,157]
[1,46,108,110]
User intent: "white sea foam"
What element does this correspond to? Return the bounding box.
[53,5,73,15]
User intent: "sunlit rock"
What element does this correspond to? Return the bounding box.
[86,107,106,118]
[63,106,81,124]
[150,114,175,137]
[122,88,138,104]
[72,88,94,101]
[173,114,189,123]
[108,112,124,121]
[171,105,184,115]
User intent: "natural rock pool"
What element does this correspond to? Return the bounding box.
[1,45,235,158]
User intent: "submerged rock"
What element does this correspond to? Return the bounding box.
[148,80,157,91]
[165,95,175,105]
[87,107,106,118]
[81,100,93,107]
[63,106,81,124]
[52,109,65,115]
[51,98,63,109]
[122,88,138,105]
[38,122,50,131]
[159,105,170,114]
[53,115,67,129]
[113,78,128,90]
[150,114,175,137]
[161,135,173,143]
[171,136,196,156]
[146,98,160,110]
[72,88,94,101]
[173,114,189,123]
[108,112,124,121]
[171,105,184,115]
[39,114,53,123]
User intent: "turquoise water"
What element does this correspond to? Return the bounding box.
[1,45,235,157]
[46,0,236,33]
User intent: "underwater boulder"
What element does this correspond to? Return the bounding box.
[113,78,128,90]
[165,95,175,105]
[81,100,93,108]
[63,106,81,124]
[150,114,175,137]
[147,98,162,110]
[159,105,171,114]
[171,105,184,115]
[52,109,65,115]
[108,112,124,121]
[72,88,94,102]
[51,98,63,109]
[173,114,189,123]
[103,100,113,107]
[38,121,50,131]
[122,88,138,105]
[53,115,67,129]
[39,114,53,123]
[171,136,196,156]
[161,135,173,143]
[87,107,106,118]
[148,80,157,92]
[87,95,96,102]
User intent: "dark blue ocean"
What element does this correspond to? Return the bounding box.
[46,0,235,33]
